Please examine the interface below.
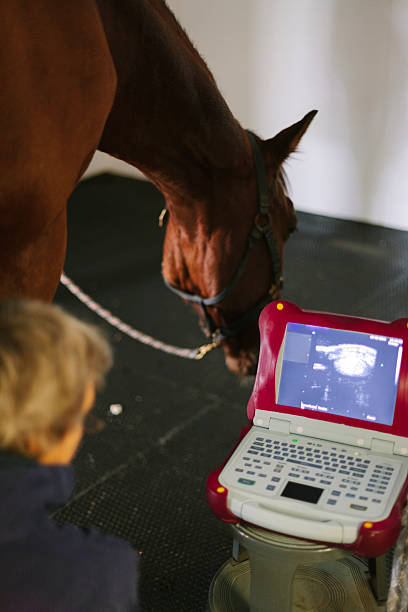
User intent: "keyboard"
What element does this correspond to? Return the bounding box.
[219,431,403,518]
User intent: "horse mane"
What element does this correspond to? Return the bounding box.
[159,1,216,84]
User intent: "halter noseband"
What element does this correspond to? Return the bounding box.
[162,130,283,344]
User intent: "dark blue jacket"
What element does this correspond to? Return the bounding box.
[0,453,139,611]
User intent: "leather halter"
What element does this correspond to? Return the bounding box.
[162,130,283,344]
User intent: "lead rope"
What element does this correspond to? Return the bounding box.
[59,273,219,360]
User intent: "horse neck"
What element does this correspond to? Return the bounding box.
[96,0,256,233]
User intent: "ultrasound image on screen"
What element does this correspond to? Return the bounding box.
[277,323,403,425]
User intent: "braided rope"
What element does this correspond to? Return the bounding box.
[59,273,219,360]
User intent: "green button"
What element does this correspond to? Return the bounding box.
[238,478,256,486]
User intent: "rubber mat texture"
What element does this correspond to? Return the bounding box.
[52,174,408,611]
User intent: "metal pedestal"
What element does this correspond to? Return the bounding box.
[208,524,386,612]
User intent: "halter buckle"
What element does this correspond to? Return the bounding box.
[254,212,271,232]
[158,208,168,227]
[269,277,284,299]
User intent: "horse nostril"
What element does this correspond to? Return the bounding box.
[225,349,259,376]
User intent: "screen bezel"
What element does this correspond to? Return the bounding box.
[247,301,408,437]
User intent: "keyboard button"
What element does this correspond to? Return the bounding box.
[287,458,321,469]
[331,490,341,496]
[271,477,281,482]
[327,499,337,505]
[350,504,367,511]
[266,485,276,491]
[238,478,256,485]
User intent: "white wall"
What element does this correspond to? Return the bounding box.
[85,0,408,231]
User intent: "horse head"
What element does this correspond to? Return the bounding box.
[161,111,317,376]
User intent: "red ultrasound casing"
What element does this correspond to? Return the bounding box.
[207,300,408,557]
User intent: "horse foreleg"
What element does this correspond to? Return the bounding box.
[0,206,67,301]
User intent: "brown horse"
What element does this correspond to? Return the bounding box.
[0,0,316,375]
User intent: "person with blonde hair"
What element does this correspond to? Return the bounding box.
[0,299,139,611]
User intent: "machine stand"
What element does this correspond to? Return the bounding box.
[208,524,387,612]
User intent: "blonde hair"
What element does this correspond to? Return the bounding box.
[0,300,112,456]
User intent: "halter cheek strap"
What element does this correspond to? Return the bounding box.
[162,129,283,343]
[246,131,283,292]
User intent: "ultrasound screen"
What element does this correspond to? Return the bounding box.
[277,323,403,425]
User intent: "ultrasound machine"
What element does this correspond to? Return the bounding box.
[207,300,408,558]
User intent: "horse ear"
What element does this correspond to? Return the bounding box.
[265,110,318,167]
